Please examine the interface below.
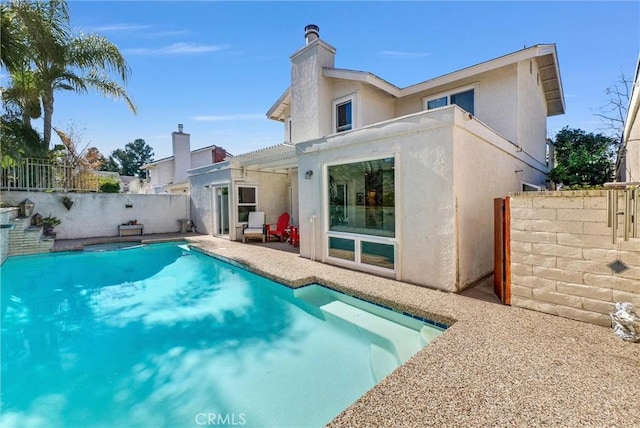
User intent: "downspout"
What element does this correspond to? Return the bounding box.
[310,214,317,261]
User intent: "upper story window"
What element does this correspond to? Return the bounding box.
[424,88,475,115]
[333,94,356,133]
[336,101,352,132]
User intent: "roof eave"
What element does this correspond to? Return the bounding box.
[266,88,291,122]
[322,68,401,97]
[398,44,566,117]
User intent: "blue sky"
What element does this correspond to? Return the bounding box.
[45,1,640,160]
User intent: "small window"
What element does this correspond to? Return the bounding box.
[237,186,257,222]
[427,96,447,110]
[336,100,352,132]
[450,89,474,115]
[425,88,475,115]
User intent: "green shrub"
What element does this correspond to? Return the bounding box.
[99,178,120,193]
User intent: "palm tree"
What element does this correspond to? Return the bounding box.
[40,32,138,147]
[4,0,137,148]
[2,69,42,127]
[1,4,26,72]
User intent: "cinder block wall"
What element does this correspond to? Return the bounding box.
[509,190,640,326]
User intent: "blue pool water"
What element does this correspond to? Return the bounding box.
[0,243,444,427]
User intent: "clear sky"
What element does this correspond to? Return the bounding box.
[44,1,640,160]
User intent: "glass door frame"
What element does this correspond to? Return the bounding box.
[213,185,230,237]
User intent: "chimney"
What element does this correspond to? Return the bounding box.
[172,125,190,183]
[304,24,319,45]
[212,146,226,164]
[290,25,335,142]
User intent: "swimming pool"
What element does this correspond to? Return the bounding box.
[0,242,444,427]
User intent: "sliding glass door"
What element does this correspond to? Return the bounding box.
[214,186,230,236]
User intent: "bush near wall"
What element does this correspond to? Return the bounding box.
[99,178,120,193]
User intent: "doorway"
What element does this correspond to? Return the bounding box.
[214,186,230,237]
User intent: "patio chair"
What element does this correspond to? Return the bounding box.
[267,212,290,242]
[242,211,266,243]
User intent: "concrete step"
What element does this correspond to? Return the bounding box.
[7,220,53,256]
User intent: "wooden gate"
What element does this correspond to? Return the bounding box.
[493,197,511,305]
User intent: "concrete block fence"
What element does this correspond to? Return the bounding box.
[509,190,639,326]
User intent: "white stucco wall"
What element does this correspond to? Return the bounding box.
[291,41,336,143]
[517,59,548,164]
[298,108,459,291]
[189,163,291,241]
[290,168,300,226]
[172,131,191,184]
[147,161,175,192]
[0,207,19,265]
[627,116,640,182]
[191,149,214,170]
[243,169,290,226]
[189,162,233,236]
[0,191,188,239]
[452,107,546,288]
[476,65,519,145]
[624,68,639,182]
[297,106,549,291]
[329,81,396,131]
[392,63,550,173]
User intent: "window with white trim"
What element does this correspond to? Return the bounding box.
[333,94,355,133]
[237,186,257,223]
[424,88,475,115]
[326,157,396,272]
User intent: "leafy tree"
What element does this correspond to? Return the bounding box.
[0,113,48,166]
[104,139,154,178]
[2,69,42,127]
[547,127,616,187]
[594,73,631,180]
[0,3,26,72]
[84,147,105,170]
[2,0,137,149]
[100,156,120,173]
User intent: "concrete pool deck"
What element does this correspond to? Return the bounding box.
[183,235,640,427]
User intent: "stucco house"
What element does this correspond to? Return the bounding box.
[621,56,639,182]
[189,143,297,238]
[142,124,229,194]
[190,25,565,292]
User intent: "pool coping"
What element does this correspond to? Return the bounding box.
[184,235,640,427]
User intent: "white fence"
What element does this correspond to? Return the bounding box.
[1,158,100,191]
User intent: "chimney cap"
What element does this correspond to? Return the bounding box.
[178,123,184,133]
[304,24,319,44]
[304,24,319,33]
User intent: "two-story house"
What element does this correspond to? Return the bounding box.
[142,124,229,194]
[190,25,565,292]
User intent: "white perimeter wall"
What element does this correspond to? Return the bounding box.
[0,191,188,239]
